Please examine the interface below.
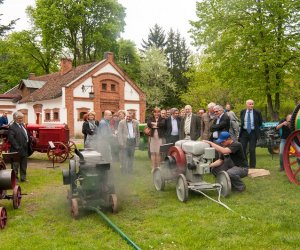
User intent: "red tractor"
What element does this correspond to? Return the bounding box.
[0,124,76,163]
[283,104,300,185]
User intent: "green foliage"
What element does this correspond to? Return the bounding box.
[190,0,300,120]
[115,39,141,83]
[139,47,176,111]
[27,0,126,66]
[141,24,167,51]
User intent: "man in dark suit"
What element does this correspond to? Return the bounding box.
[210,105,230,142]
[179,105,201,141]
[8,111,29,182]
[165,108,181,144]
[239,99,263,168]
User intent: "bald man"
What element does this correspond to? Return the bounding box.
[239,99,262,168]
[179,105,201,141]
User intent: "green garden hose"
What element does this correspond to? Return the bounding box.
[87,206,141,250]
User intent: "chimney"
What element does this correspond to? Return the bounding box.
[28,73,36,79]
[104,52,114,61]
[60,58,73,75]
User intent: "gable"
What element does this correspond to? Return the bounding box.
[93,63,124,80]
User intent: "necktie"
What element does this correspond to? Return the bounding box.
[247,111,251,134]
[184,115,191,135]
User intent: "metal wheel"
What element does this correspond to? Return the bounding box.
[176,174,188,202]
[0,159,6,198]
[71,198,79,218]
[12,185,22,209]
[109,194,118,213]
[283,130,300,185]
[168,146,186,169]
[0,207,7,229]
[267,145,280,155]
[290,103,300,131]
[216,171,231,197]
[67,141,77,159]
[153,167,165,191]
[69,160,77,193]
[47,142,69,163]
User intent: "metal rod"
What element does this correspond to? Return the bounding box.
[87,206,141,250]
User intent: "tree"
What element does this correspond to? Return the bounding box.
[141,24,167,51]
[190,0,300,120]
[0,0,18,37]
[115,39,141,83]
[139,47,176,111]
[165,29,191,107]
[27,0,126,66]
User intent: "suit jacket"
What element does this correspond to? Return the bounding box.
[165,116,181,138]
[8,122,29,157]
[210,112,231,139]
[117,119,140,147]
[239,109,263,138]
[179,113,201,141]
[146,116,166,138]
[201,113,215,140]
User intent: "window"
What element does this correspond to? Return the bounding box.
[77,107,90,121]
[111,84,116,91]
[45,112,51,121]
[53,112,59,120]
[80,112,87,120]
[102,83,107,91]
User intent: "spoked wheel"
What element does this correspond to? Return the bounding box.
[0,159,6,199]
[176,174,188,202]
[12,185,22,209]
[0,207,7,229]
[71,198,79,218]
[153,167,165,191]
[109,194,118,213]
[283,130,300,185]
[47,142,69,163]
[67,141,77,159]
[216,171,231,197]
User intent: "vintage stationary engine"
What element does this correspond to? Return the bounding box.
[62,149,117,218]
[153,140,231,202]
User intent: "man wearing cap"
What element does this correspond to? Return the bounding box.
[0,112,8,127]
[203,131,249,192]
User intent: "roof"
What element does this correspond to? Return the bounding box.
[19,80,46,89]
[19,61,99,103]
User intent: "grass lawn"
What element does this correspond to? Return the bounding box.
[1,148,299,250]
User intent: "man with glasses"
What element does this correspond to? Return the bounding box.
[239,99,262,168]
[210,105,230,142]
[203,131,249,192]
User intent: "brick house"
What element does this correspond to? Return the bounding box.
[0,52,146,137]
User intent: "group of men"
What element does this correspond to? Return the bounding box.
[160,99,262,192]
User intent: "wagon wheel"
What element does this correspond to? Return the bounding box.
[216,171,231,197]
[12,185,22,209]
[67,141,77,159]
[0,159,6,199]
[109,194,118,213]
[176,174,188,202]
[153,167,165,191]
[47,142,69,163]
[71,198,79,218]
[0,207,7,229]
[283,130,300,185]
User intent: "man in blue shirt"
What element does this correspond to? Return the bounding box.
[0,112,8,127]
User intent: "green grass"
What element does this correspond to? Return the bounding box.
[1,148,299,249]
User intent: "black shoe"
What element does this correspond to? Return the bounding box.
[234,186,246,192]
[21,179,28,182]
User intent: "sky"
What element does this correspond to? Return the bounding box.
[1,0,198,50]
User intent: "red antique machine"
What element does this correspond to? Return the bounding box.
[0,124,76,163]
[283,104,300,185]
[0,158,22,229]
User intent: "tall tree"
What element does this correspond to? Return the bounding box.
[141,24,167,51]
[115,39,141,83]
[27,0,126,66]
[139,47,176,111]
[190,0,300,120]
[165,29,191,107]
